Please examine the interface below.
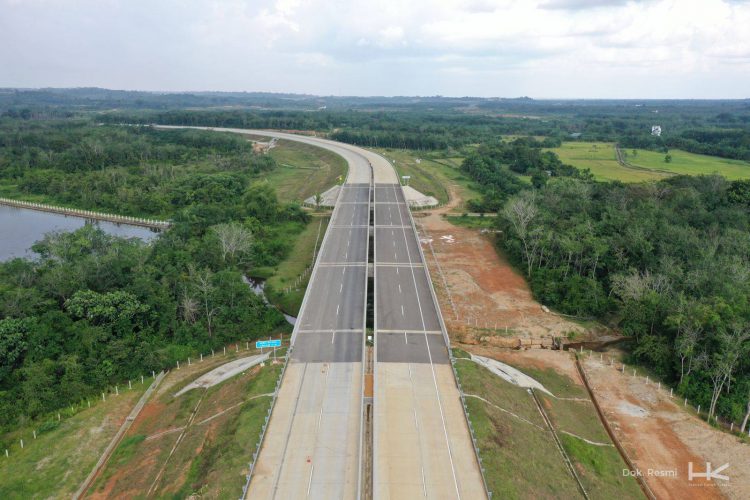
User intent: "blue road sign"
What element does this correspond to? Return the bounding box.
[256,339,281,349]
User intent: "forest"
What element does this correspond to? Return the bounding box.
[460,142,750,425]
[1,92,750,432]
[0,120,307,430]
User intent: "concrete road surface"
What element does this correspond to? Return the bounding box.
[152,126,484,499]
[374,183,486,500]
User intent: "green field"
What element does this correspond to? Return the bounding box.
[551,142,750,182]
[0,383,147,499]
[262,139,347,203]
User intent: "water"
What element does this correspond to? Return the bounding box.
[0,204,159,261]
[243,276,297,325]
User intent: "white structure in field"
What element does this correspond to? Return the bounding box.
[651,125,662,136]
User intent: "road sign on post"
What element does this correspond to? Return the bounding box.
[256,340,281,349]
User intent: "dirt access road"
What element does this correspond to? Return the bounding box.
[415,184,582,345]
[584,353,750,500]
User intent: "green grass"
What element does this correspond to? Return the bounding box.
[163,363,282,499]
[456,356,644,499]
[551,141,750,182]
[263,216,328,316]
[261,139,347,203]
[560,433,644,499]
[373,148,482,210]
[0,384,147,499]
[626,148,750,180]
[92,358,282,498]
[551,142,667,182]
[455,359,581,499]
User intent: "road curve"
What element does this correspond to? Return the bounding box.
[152,126,485,499]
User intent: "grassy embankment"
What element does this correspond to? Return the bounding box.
[452,349,643,499]
[551,142,750,182]
[262,139,347,203]
[90,355,282,498]
[0,382,148,498]
[373,148,482,211]
[254,139,345,315]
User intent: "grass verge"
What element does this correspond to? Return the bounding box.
[373,148,482,209]
[262,139,347,203]
[0,384,147,499]
[454,358,581,498]
[456,355,644,499]
[91,356,282,499]
[264,216,328,316]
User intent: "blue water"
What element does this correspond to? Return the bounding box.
[0,204,159,261]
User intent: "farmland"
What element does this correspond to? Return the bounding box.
[551,142,750,182]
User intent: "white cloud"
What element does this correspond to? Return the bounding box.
[0,0,748,97]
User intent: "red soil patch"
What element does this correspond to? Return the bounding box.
[583,355,748,499]
[416,209,583,343]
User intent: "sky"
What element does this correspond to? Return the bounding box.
[1,0,749,98]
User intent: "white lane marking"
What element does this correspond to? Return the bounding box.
[405,331,408,344]
[424,329,461,499]
[391,183,461,499]
[422,467,427,498]
[336,304,340,316]
[307,465,315,497]
[332,331,335,344]
[401,305,405,316]
[398,284,402,293]
[340,283,343,293]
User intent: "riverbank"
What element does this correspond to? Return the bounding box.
[0,198,170,230]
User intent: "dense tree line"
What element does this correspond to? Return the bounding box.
[460,138,589,212]
[495,175,750,426]
[0,121,308,432]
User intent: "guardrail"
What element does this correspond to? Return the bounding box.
[0,197,170,229]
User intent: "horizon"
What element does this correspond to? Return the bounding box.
[2,86,749,101]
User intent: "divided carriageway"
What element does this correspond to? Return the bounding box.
[154,126,485,499]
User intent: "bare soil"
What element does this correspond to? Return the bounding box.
[88,349,257,498]
[583,354,749,499]
[416,186,583,344]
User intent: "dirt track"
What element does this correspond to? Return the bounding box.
[583,354,749,499]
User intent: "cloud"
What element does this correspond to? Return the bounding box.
[0,0,748,98]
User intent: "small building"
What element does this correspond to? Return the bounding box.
[651,125,662,136]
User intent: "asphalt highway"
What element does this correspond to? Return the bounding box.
[373,184,486,499]
[153,126,483,499]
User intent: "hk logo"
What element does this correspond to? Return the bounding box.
[688,462,729,482]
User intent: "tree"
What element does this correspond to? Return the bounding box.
[741,389,750,434]
[211,222,253,263]
[502,192,538,276]
[707,326,750,419]
[0,318,33,382]
[664,153,673,163]
[190,267,218,338]
[314,192,323,209]
[668,299,705,384]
